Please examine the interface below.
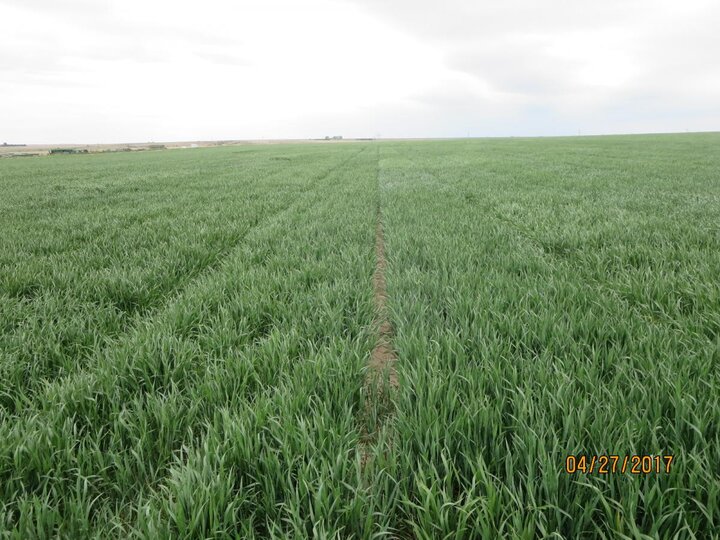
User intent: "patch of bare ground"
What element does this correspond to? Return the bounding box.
[369,216,398,388]
[358,205,398,468]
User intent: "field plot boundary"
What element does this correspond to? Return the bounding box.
[368,207,398,389]
[358,150,398,468]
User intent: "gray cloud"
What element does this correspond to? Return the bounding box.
[343,0,720,133]
[445,38,580,96]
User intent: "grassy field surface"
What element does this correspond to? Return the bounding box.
[0,134,718,538]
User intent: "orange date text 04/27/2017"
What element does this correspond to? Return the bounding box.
[565,455,674,475]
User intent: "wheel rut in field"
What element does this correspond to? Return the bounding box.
[359,193,398,468]
[369,209,398,389]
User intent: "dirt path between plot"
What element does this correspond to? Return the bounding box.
[359,204,398,468]
[369,212,398,388]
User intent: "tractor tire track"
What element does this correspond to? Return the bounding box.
[358,147,398,469]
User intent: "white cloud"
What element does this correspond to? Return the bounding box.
[345,0,720,131]
[0,0,718,142]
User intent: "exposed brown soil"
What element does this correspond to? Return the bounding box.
[368,215,398,389]
[358,206,398,469]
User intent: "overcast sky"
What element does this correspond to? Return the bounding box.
[2,0,719,143]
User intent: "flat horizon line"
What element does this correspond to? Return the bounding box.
[3,129,719,149]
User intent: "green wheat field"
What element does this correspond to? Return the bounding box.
[1,134,719,538]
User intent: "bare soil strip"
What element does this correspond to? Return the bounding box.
[369,211,398,389]
[359,203,398,467]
